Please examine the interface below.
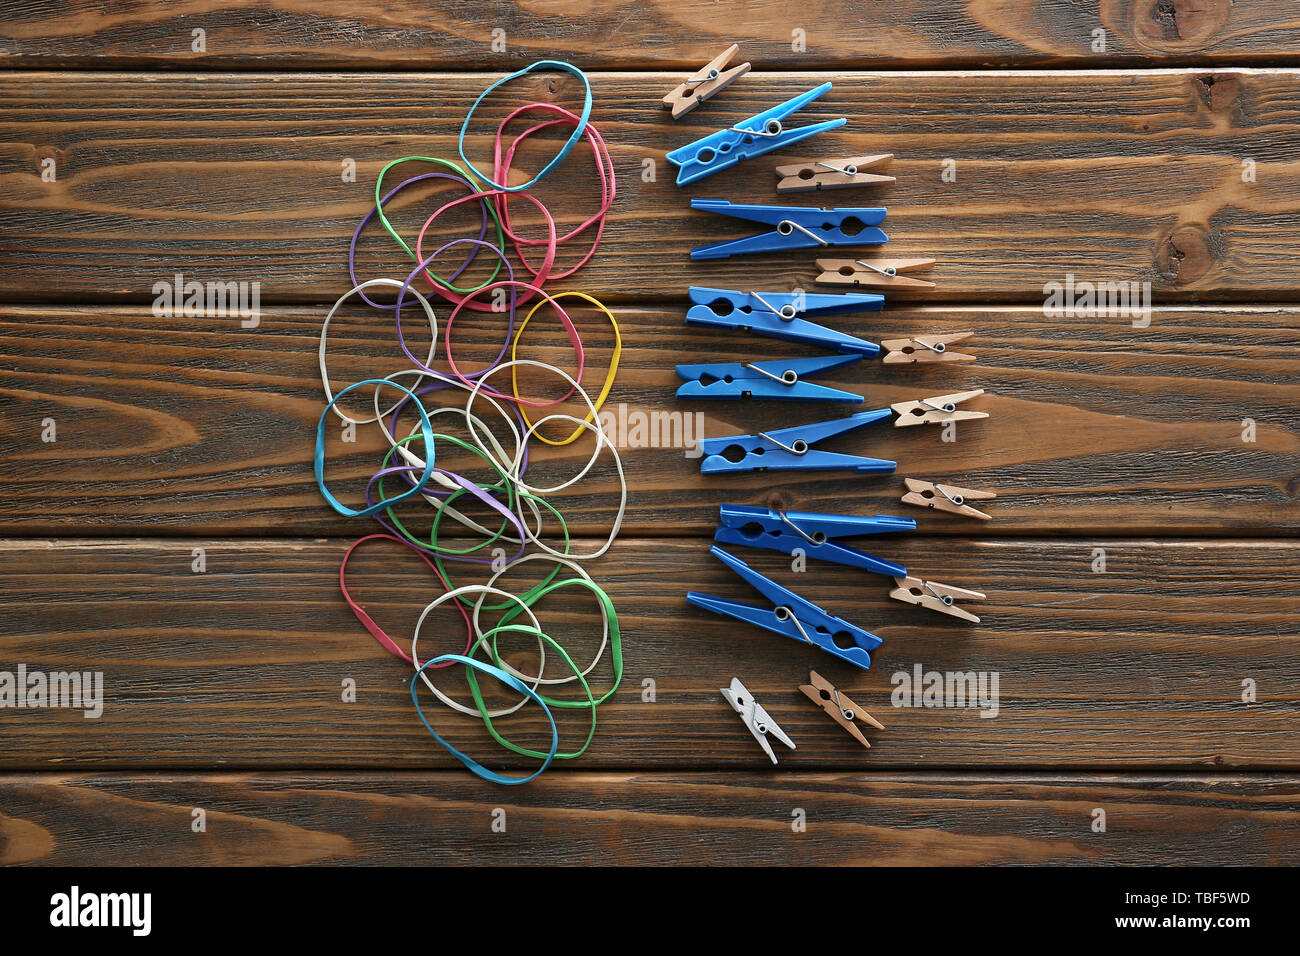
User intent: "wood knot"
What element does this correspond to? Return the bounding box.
[1156,222,1217,286]
[1131,0,1230,52]
[1192,72,1239,112]
[765,491,791,512]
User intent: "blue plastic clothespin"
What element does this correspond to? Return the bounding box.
[714,504,915,577]
[686,287,883,356]
[689,199,888,260]
[676,354,863,403]
[666,82,845,186]
[687,546,881,672]
[698,408,897,475]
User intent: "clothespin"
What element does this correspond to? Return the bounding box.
[901,478,996,520]
[881,332,977,365]
[720,677,796,764]
[799,670,884,749]
[675,354,863,403]
[890,389,988,427]
[667,82,846,186]
[815,257,936,290]
[689,546,882,671]
[698,392,988,474]
[686,287,884,356]
[690,199,887,260]
[775,154,895,193]
[698,408,897,475]
[661,44,751,119]
[889,576,985,623]
[714,504,914,577]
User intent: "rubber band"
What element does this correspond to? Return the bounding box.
[464,361,627,560]
[414,190,556,309]
[465,625,596,760]
[411,585,545,718]
[367,157,506,296]
[350,169,499,308]
[458,60,592,193]
[444,282,585,405]
[411,653,557,785]
[320,280,439,425]
[394,237,520,378]
[478,554,615,693]
[373,433,524,558]
[339,533,471,665]
[494,108,615,280]
[317,68,627,785]
[315,378,435,517]
[511,291,621,446]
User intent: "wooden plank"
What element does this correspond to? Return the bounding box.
[2,70,1299,302]
[1,304,1295,537]
[0,537,1295,771]
[2,770,1297,865]
[2,1,1298,70]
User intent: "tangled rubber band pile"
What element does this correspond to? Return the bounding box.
[313,61,624,785]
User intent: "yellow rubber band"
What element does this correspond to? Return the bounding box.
[511,291,621,446]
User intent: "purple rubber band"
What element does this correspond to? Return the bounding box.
[349,171,491,310]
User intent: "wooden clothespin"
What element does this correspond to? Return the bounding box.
[890,388,988,427]
[774,154,895,193]
[890,576,985,623]
[881,332,977,365]
[815,256,936,290]
[661,44,751,119]
[902,478,996,521]
[799,670,883,749]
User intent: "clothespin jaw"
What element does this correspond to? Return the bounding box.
[662,45,751,119]
[775,154,895,193]
[890,389,988,427]
[890,576,985,623]
[901,478,996,520]
[667,82,846,185]
[688,546,882,671]
[881,332,976,365]
[675,353,864,403]
[815,257,937,290]
[690,199,888,260]
[698,408,898,475]
[799,670,883,749]
[715,504,913,578]
[720,677,795,764]
[685,287,883,356]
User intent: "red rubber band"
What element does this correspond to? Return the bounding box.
[339,533,472,666]
[492,106,615,280]
[443,280,585,406]
[415,189,557,311]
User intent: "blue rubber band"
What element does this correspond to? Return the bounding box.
[315,379,436,517]
[458,60,593,193]
[410,654,558,785]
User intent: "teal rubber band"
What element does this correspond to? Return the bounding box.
[410,653,558,785]
[316,379,435,518]
[458,60,593,192]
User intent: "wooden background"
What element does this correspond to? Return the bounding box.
[0,1,1298,866]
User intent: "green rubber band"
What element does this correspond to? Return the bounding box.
[431,490,571,610]
[373,156,506,294]
[491,575,623,709]
[378,432,516,554]
[466,624,596,760]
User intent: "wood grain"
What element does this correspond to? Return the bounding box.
[2,770,1297,865]
[1,304,1295,537]
[1,1,1296,70]
[2,70,1299,302]
[0,537,1295,771]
